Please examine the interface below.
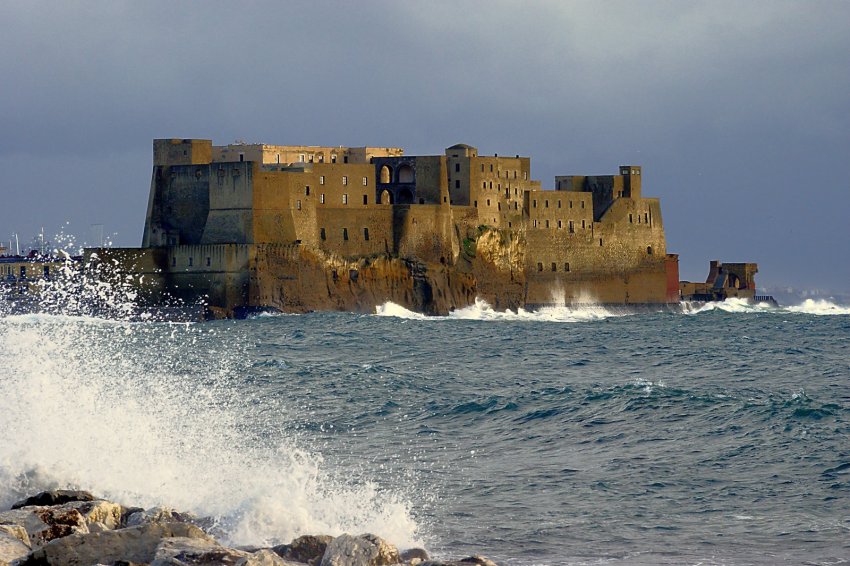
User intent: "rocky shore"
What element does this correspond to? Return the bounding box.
[0,490,498,566]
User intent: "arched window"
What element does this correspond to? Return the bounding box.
[398,164,414,183]
[380,165,391,184]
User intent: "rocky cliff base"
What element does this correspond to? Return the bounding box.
[0,490,498,566]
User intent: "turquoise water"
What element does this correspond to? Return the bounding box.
[1,299,849,564]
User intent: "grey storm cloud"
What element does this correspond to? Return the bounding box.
[1,0,848,291]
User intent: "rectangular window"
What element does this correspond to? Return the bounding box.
[490,164,494,172]
[455,163,460,172]
[545,200,549,208]
[343,156,349,163]
[363,194,368,205]
[188,257,193,266]
[533,200,537,208]
[320,194,325,204]
[320,176,325,185]
[545,220,549,228]
[455,180,460,189]
[551,262,557,272]
[362,176,368,186]
[558,220,562,228]
[537,262,543,272]
[299,154,305,162]
[306,186,310,195]
[487,199,491,206]
[523,172,528,180]
[342,176,348,185]
[343,228,349,241]
[342,194,348,204]
[483,182,487,189]
[569,221,574,233]
[558,200,561,208]
[581,201,585,209]
[364,228,370,241]
[320,228,326,240]
[331,155,337,163]
[206,257,211,267]
[297,200,302,210]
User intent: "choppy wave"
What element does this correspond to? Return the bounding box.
[682,297,850,316]
[376,297,622,322]
[0,313,420,548]
[375,302,430,320]
[785,298,850,316]
[681,297,774,315]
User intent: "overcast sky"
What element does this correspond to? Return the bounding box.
[1,1,848,292]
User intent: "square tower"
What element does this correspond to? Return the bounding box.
[619,165,642,199]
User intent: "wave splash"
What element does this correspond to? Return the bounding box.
[0,297,420,548]
[785,298,850,316]
[375,297,621,322]
[682,297,850,316]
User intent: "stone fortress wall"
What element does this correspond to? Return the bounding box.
[116,138,680,316]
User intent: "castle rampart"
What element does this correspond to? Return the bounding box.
[127,138,680,316]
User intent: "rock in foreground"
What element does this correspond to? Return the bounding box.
[0,490,497,566]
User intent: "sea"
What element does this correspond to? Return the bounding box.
[1,281,849,565]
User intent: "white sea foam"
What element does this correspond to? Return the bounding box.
[449,297,620,322]
[0,267,422,548]
[681,298,776,315]
[682,297,850,316]
[375,302,430,320]
[375,297,622,322]
[785,299,850,316]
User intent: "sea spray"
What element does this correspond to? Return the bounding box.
[0,261,423,549]
[376,297,624,322]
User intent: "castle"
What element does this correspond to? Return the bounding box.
[95,138,683,316]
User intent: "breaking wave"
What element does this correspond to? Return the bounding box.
[375,297,622,322]
[0,263,421,548]
[682,297,850,316]
[785,298,850,316]
[681,297,775,315]
[375,302,430,320]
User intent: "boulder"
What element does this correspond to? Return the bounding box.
[319,533,400,566]
[19,522,211,565]
[125,506,191,527]
[150,535,248,565]
[62,500,125,530]
[0,505,89,549]
[0,527,30,565]
[236,549,295,566]
[11,490,94,510]
[399,548,429,564]
[272,534,334,565]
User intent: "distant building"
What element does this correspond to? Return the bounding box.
[97,138,683,316]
